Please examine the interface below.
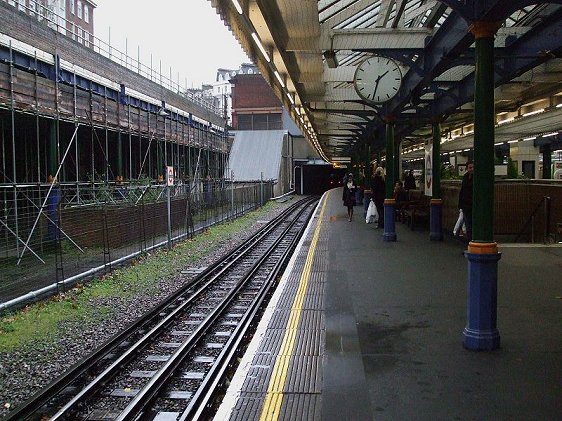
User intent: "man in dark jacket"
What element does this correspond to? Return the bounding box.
[458,161,474,241]
[371,167,386,228]
[404,170,416,191]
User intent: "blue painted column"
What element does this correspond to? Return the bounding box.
[383,119,396,241]
[430,121,443,240]
[463,21,502,351]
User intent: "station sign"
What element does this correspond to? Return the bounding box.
[166,166,174,186]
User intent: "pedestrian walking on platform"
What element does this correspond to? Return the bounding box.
[342,173,357,222]
[371,167,385,228]
[458,161,474,241]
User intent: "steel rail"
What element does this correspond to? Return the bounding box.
[4,196,312,421]
[181,198,318,420]
[48,197,313,419]
[117,197,318,420]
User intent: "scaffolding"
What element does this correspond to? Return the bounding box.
[0,8,252,309]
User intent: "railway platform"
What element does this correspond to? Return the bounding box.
[216,188,562,420]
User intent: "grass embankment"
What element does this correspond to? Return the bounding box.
[0,201,285,352]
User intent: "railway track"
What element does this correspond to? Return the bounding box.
[6,196,319,421]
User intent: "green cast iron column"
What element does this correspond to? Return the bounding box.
[471,22,499,243]
[385,120,395,198]
[432,122,441,198]
[394,140,400,185]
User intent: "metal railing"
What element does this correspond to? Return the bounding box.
[514,196,552,243]
[0,179,274,312]
[4,0,219,113]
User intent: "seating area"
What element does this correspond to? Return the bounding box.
[400,190,431,230]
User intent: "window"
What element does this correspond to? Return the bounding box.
[237,114,252,130]
[18,0,24,11]
[77,0,82,19]
[84,5,89,23]
[253,114,268,130]
[69,0,74,14]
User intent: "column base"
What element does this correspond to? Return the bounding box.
[463,326,500,350]
[383,199,397,242]
[462,242,501,351]
[429,199,443,241]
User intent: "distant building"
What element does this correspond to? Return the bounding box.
[2,0,96,46]
[230,72,283,130]
[187,63,258,126]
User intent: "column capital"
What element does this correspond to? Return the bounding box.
[468,21,502,39]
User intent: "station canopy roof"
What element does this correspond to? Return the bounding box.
[211,0,562,163]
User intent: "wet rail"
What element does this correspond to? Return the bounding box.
[6,196,319,421]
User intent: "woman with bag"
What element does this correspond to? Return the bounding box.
[342,173,357,222]
[371,167,385,228]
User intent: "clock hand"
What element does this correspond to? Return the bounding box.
[372,71,389,100]
[379,70,390,79]
[372,78,380,99]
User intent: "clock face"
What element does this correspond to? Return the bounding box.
[353,56,403,104]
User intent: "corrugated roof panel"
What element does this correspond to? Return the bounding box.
[227,130,287,181]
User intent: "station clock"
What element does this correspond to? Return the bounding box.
[353,55,403,104]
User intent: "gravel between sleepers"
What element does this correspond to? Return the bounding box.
[0,198,297,418]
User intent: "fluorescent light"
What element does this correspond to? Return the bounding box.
[498,117,514,125]
[274,70,285,88]
[251,32,270,62]
[231,0,243,14]
[522,109,544,117]
[507,140,518,144]
[295,107,301,116]
[542,132,557,137]
[522,136,536,141]
[556,103,562,108]
[286,91,295,104]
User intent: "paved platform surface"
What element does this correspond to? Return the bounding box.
[216,189,562,421]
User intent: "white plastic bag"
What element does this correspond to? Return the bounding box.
[453,209,466,236]
[366,200,376,223]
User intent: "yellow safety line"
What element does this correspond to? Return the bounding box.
[259,193,329,421]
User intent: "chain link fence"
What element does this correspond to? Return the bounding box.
[0,179,273,311]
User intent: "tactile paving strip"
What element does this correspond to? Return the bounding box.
[225,200,328,420]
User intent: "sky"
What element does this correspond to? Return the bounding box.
[94,0,250,88]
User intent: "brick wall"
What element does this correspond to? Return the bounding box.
[441,180,562,242]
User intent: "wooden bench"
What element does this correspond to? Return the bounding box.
[402,190,431,230]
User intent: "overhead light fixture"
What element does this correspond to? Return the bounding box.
[274,70,285,88]
[251,32,270,62]
[286,91,295,105]
[323,50,338,69]
[231,0,243,14]
[522,109,544,117]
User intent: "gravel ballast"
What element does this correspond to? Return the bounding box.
[0,200,295,418]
